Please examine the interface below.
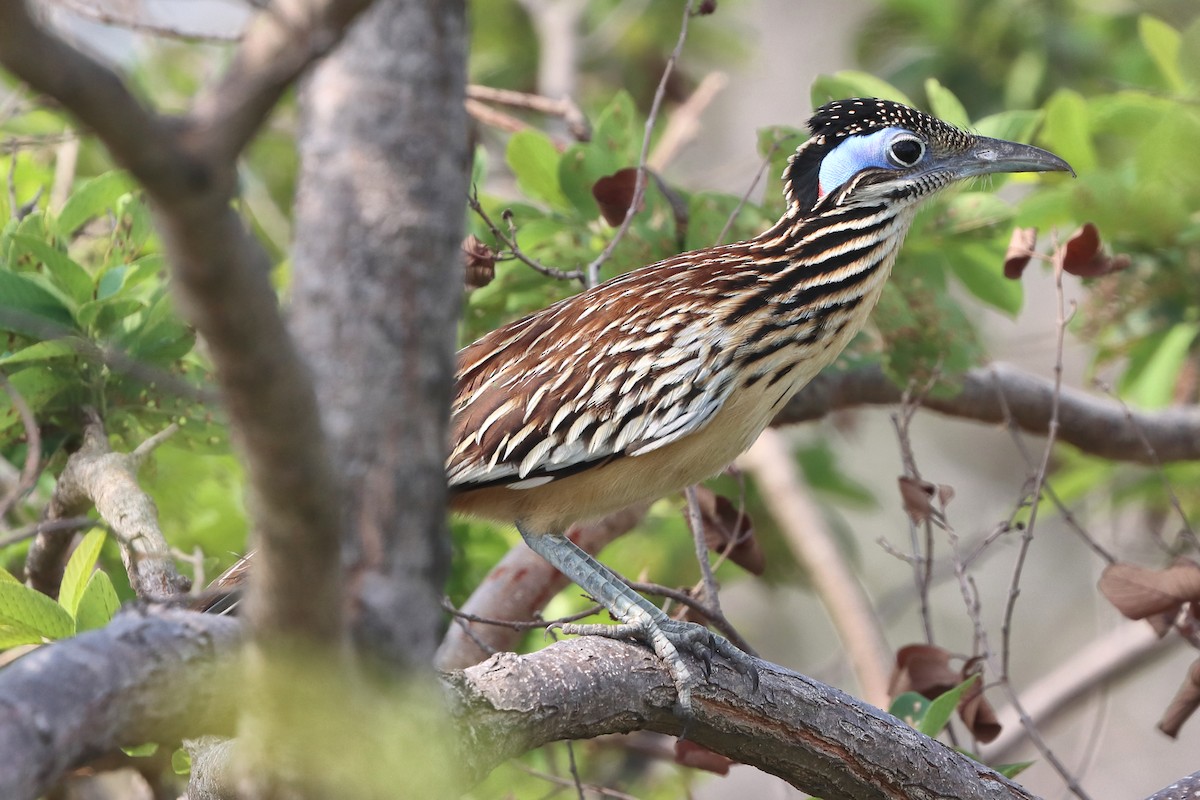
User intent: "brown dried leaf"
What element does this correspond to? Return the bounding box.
[1056,222,1129,278]
[898,476,937,525]
[593,167,643,226]
[692,486,763,575]
[674,739,734,774]
[1098,560,1200,625]
[958,663,1001,743]
[695,0,718,14]
[461,234,497,291]
[1003,227,1037,279]
[1158,658,1200,738]
[889,644,958,698]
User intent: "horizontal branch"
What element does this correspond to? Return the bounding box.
[776,362,1200,464]
[445,637,1036,800]
[0,608,240,800]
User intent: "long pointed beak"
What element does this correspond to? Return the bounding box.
[949,136,1075,179]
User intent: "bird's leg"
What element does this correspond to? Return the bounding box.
[518,523,758,712]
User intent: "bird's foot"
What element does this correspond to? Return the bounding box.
[558,616,758,712]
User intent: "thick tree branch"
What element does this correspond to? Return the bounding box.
[0,608,240,800]
[40,413,186,599]
[445,637,1036,800]
[776,362,1200,464]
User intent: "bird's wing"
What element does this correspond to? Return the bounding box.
[447,261,746,492]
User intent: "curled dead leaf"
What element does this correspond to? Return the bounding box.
[1158,657,1200,738]
[1056,222,1130,278]
[1003,227,1037,280]
[958,662,1001,743]
[1097,559,1200,630]
[889,644,958,698]
[691,485,763,575]
[898,475,938,525]
[593,167,644,226]
[461,234,497,290]
[674,739,734,774]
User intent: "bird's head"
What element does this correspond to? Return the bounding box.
[784,98,1074,214]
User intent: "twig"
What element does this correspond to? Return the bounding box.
[467,84,590,142]
[0,373,41,519]
[0,517,94,551]
[995,240,1093,800]
[627,578,754,655]
[467,191,585,283]
[441,597,601,632]
[512,762,638,800]
[47,0,245,43]
[716,141,778,246]
[647,71,728,170]
[739,428,892,707]
[582,0,697,287]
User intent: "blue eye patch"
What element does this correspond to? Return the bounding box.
[817,127,926,198]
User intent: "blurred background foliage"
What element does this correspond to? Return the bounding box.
[0,0,1199,794]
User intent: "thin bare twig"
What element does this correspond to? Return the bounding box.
[467,191,585,284]
[582,0,697,287]
[627,578,755,654]
[0,373,41,519]
[0,517,94,551]
[467,84,590,142]
[683,485,721,611]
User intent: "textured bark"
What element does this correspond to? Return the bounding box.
[777,362,1200,464]
[445,637,1038,800]
[0,609,240,800]
[290,0,468,668]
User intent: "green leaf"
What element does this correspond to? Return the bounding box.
[811,72,913,109]
[924,79,970,129]
[593,91,638,162]
[59,527,106,618]
[75,569,120,632]
[0,622,45,649]
[8,234,93,306]
[0,338,79,366]
[0,366,73,432]
[0,581,74,640]
[1039,90,1097,174]
[0,270,77,334]
[97,254,164,301]
[918,676,978,738]
[1139,15,1185,93]
[171,747,192,775]
[994,761,1034,779]
[56,171,134,237]
[506,130,570,211]
[948,243,1023,317]
[973,110,1041,144]
[122,742,159,757]
[0,568,18,583]
[888,691,931,726]
[1119,323,1199,409]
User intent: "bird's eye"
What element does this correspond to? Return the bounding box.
[888,137,925,167]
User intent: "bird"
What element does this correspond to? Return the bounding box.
[202,98,1073,709]
[445,98,1071,708]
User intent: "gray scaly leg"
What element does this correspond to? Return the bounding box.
[518,524,757,711]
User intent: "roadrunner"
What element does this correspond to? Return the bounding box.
[206,98,1071,708]
[447,98,1070,708]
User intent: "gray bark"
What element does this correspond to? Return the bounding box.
[290,0,469,667]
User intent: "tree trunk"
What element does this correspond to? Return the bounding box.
[289,0,468,667]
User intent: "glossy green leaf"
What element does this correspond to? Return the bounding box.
[75,570,120,632]
[888,692,930,726]
[8,234,92,306]
[1119,323,1199,409]
[592,91,638,162]
[56,171,134,237]
[924,78,970,129]
[1139,15,1185,93]
[918,675,978,738]
[1039,90,1097,174]
[0,366,73,432]
[0,270,77,334]
[0,580,74,640]
[59,527,106,618]
[0,622,44,649]
[0,338,79,366]
[506,130,569,211]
